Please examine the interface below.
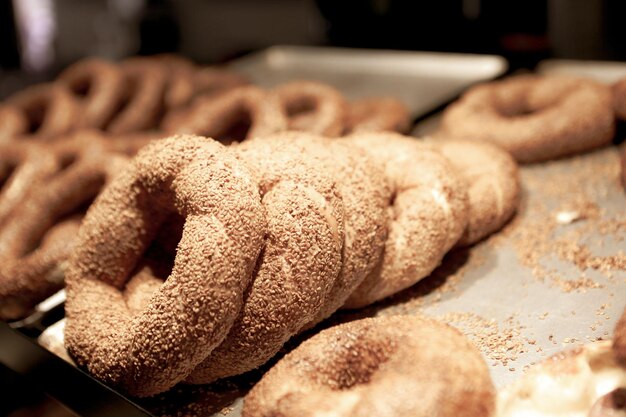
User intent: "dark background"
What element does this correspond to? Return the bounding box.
[1,0,626,74]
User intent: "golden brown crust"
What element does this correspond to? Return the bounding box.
[186,135,345,383]
[250,132,389,326]
[346,97,411,134]
[343,133,468,308]
[273,80,348,137]
[243,315,496,417]
[433,139,520,246]
[440,75,615,163]
[58,58,126,129]
[162,86,288,143]
[64,135,267,397]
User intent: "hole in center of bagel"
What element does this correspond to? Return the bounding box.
[495,96,560,118]
[285,97,316,118]
[24,100,48,134]
[58,153,78,170]
[129,212,183,285]
[218,109,252,144]
[313,333,397,390]
[69,77,92,98]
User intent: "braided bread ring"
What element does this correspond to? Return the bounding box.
[273,81,348,137]
[162,86,287,143]
[64,135,266,397]
[613,78,626,121]
[105,58,168,134]
[0,139,125,320]
[187,137,345,383]
[0,105,28,142]
[346,97,411,134]
[58,58,126,129]
[0,143,57,228]
[433,139,520,246]
[440,75,615,163]
[243,315,495,417]
[343,133,468,309]
[251,132,390,326]
[7,83,79,138]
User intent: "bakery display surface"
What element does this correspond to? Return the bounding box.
[0,50,625,417]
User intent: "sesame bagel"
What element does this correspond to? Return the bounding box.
[64,135,266,397]
[243,315,495,417]
[187,135,345,383]
[440,75,615,163]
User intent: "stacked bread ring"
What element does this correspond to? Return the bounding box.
[0,133,127,319]
[5,54,625,416]
[57,128,520,397]
[1,55,249,142]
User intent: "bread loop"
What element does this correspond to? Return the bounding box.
[0,143,58,229]
[186,136,345,383]
[0,105,28,142]
[64,135,266,397]
[346,97,411,134]
[433,139,520,246]
[7,83,79,138]
[343,133,468,308]
[162,86,287,143]
[248,132,390,327]
[0,137,125,320]
[57,58,126,129]
[105,58,168,134]
[273,80,348,137]
[243,315,495,417]
[440,75,615,163]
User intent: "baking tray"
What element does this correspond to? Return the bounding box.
[228,45,508,118]
[3,56,625,417]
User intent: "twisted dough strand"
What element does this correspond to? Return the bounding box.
[187,136,345,383]
[343,133,469,308]
[65,135,266,397]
